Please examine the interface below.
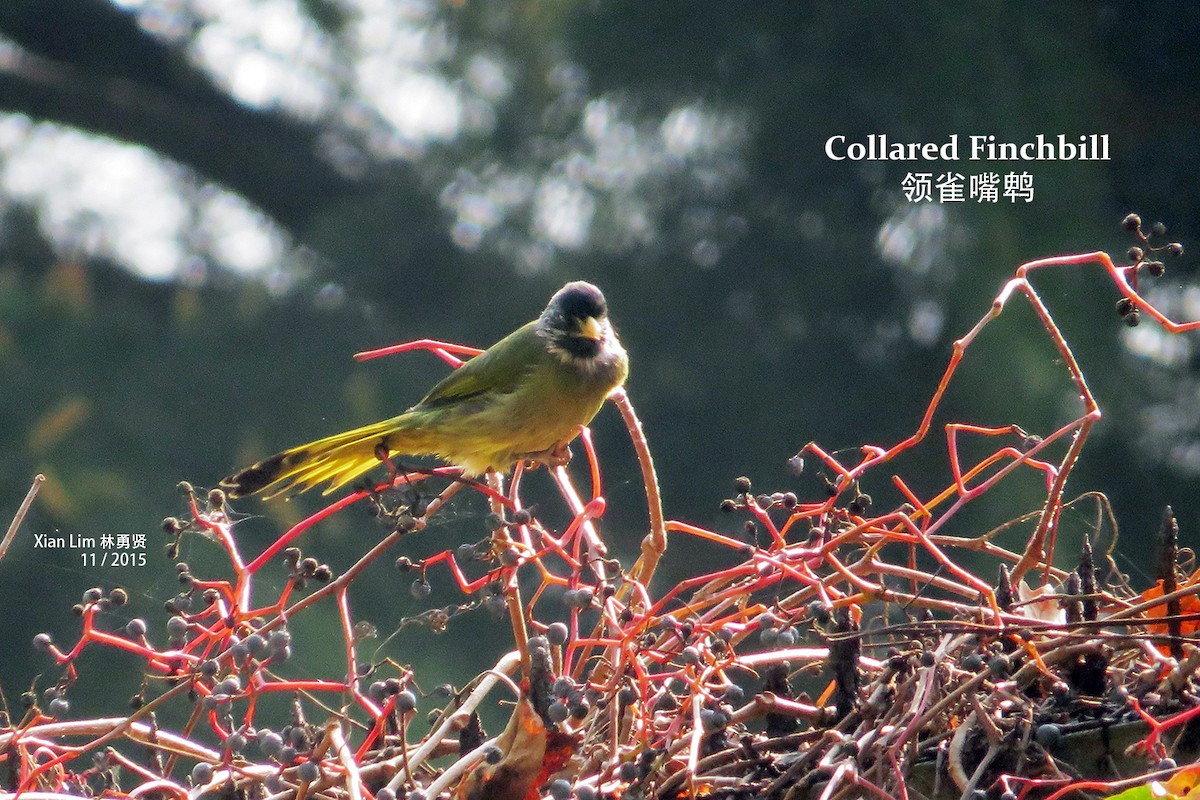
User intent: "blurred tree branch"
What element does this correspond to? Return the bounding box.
[0,0,454,274]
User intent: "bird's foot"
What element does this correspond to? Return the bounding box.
[518,442,572,470]
[374,442,401,483]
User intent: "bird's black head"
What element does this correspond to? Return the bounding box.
[549,281,607,321]
[540,281,610,359]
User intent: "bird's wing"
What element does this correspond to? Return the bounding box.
[414,320,543,409]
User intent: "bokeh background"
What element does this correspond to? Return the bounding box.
[1,1,1199,719]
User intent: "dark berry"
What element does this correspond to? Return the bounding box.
[191,762,214,785]
[547,701,569,723]
[297,761,321,783]
[1035,723,1062,749]
[269,629,291,651]
[987,654,1010,677]
[546,622,569,646]
[246,633,269,657]
[259,731,284,758]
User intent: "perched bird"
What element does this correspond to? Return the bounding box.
[220,281,629,499]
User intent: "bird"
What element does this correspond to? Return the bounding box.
[219,281,629,499]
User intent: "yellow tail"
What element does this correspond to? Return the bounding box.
[221,416,411,499]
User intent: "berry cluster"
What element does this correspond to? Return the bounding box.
[10,221,1200,799]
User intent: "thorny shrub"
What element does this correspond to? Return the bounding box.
[7,215,1200,800]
